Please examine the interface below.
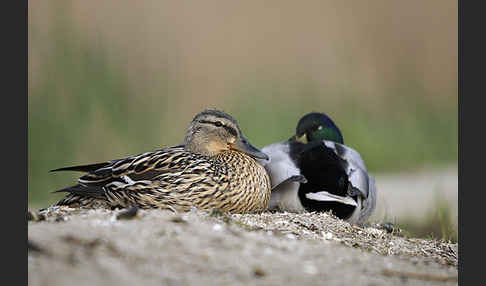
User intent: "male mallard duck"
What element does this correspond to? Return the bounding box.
[258,112,376,225]
[51,109,271,214]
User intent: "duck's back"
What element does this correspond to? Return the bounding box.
[56,146,271,214]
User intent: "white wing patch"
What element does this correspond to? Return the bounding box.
[305,191,358,207]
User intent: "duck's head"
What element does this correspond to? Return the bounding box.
[184,109,269,160]
[292,112,344,144]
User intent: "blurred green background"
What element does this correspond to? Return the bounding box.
[29,1,457,240]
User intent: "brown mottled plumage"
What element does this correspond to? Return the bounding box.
[52,110,271,214]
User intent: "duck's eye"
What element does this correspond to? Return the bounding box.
[317,125,323,130]
[214,121,223,127]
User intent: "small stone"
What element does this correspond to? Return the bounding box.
[55,216,67,222]
[323,232,333,240]
[28,240,44,253]
[27,210,38,221]
[170,216,188,224]
[116,207,139,220]
[366,228,384,236]
[286,233,297,240]
[253,266,266,277]
[380,222,395,233]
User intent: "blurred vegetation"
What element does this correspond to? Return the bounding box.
[231,79,457,173]
[29,13,172,207]
[29,2,457,241]
[396,196,458,243]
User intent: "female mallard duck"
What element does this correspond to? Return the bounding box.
[258,112,376,225]
[51,109,272,214]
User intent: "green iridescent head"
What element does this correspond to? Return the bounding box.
[294,112,344,144]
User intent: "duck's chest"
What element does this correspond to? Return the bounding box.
[213,152,271,211]
[293,142,350,196]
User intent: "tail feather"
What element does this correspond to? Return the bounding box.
[50,162,110,173]
[52,184,105,199]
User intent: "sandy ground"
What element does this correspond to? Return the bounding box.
[28,206,457,286]
[28,166,458,286]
